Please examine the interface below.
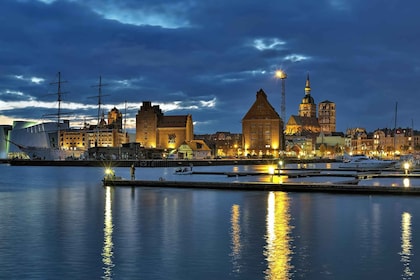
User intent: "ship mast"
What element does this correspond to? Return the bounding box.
[91,76,108,147]
[50,72,67,148]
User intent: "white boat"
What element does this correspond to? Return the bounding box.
[339,154,396,169]
[174,167,193,175]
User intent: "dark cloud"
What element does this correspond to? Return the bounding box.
[0,0,419,133]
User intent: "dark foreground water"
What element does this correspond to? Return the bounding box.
[0,164,418,279]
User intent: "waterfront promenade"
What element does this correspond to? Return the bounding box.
[0,157,334,167]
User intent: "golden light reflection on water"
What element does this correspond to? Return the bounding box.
[400,212,414,279]
[256,164,284,183]
[230,204,242,274]
[264,191,293,280]
[102,186,114,280]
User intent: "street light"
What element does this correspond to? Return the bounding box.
[275,70,287,152]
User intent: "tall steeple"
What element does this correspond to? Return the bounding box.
[299,72,316,118]
[304,73,311,95]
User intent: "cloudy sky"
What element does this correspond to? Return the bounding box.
[0,0,419,134]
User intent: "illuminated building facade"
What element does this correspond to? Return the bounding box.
[135,101,193,149]
[177,140,211,159]
[318,100,336,133]
[285,74,321,135]
[107,107,123,130]
[242,89,282,157]
[61,107,129,153]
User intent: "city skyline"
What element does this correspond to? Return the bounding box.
[1,0,419,134]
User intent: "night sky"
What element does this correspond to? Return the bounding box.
[1,0,419,134]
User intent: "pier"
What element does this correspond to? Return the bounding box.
[102,166,420,195]
[102,178,420,195]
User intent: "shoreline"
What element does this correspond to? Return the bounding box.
[0,158,336,167]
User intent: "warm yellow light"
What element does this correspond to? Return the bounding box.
[268,166,275,175]
[403,178,410,188]
[265,192,292,279]
[275,70,287,79]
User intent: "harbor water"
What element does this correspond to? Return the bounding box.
[0,163,419,279]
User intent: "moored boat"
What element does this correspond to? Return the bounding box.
[339,154,396,169]
[174,166,193,175]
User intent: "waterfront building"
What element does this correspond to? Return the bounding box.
[195,132,242,158]
[177,140,211,159]
[315,132,345,157]
[242,89,282,157]
[7,121,70,158]
[62,107,129,151]
[5,106,129,159]
[284,135,314,158]
[135,101,193,149]
[373,128,414,156]
[343,128,373,155]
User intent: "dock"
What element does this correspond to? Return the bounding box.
[102,178,420,195]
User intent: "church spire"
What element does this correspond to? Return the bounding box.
[305,73,311,95]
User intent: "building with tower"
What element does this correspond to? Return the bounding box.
[285,74,320,135]
[318,100,336,133]
[107,107,123,130]
[242,89,282,157]
[299,74,317,118]
[135,101,193,149]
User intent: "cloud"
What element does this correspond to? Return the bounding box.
[252,38,286,51]
[1,0,420,134]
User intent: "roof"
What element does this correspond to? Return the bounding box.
[242,89,280,121]
[180,140,211,151]
[319,100,334,104]
[158,115,189,128]
[301,94,315,104]
[287,115,320,127]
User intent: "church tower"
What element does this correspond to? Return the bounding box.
[298,74,317,118]
[318,100,336,133]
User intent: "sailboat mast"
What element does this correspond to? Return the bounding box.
[91,76,109,147]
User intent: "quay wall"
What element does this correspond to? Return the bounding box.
[1,158,336,167]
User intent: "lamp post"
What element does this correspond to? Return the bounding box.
[275,70,287,153]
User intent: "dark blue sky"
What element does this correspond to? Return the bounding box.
[0,0,419,134]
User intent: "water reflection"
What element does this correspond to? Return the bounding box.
[400,212,413,279]
[230,204,242,275]
[102,187,114,279]
[264,191,293,280]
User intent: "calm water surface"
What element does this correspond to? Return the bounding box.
[0,163,419,279]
